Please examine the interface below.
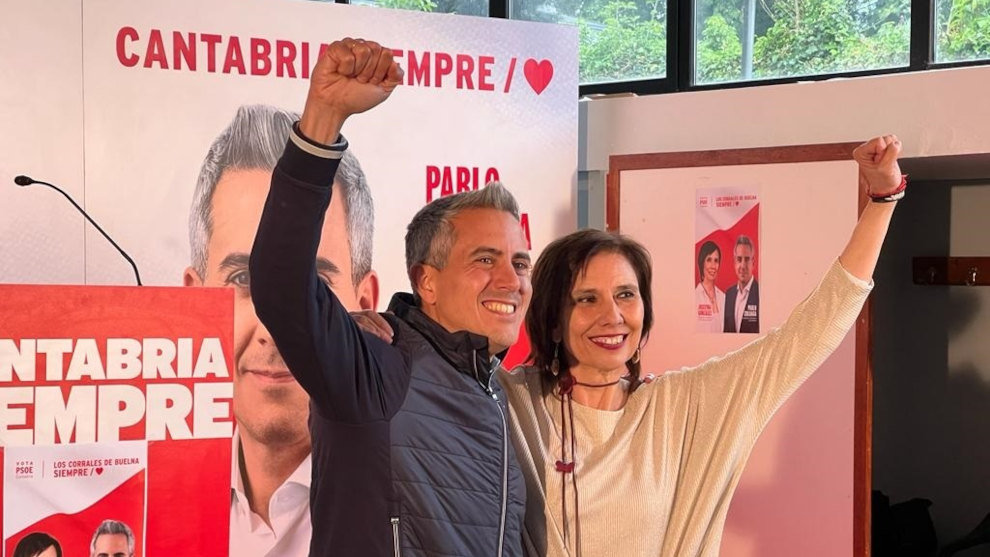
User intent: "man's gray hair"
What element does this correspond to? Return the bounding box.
[188,104,374,286]
[405,182,520,291]
[90,519,134,556]
[735,234,754,251]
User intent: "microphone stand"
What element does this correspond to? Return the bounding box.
[13,175,143,286]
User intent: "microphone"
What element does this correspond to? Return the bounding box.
[13,175,143,286]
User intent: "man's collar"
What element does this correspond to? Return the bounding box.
[738,276,755,293]
[386,293,508,392]
[387,293,493,362]
[231,430,245,499]
[231,428,312,503]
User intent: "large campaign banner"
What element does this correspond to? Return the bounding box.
[0,285,234,557]
[3,0,576,356]
[84,0,576,290]
[6,0,576,297]
[1,1,576,555]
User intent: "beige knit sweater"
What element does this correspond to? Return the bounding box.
[499,260,872,557]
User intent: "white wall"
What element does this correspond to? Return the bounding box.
[0,0,86,284]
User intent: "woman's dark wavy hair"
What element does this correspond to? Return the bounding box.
[13,532,62,557]
[697,240,721,283]
[526,229,653,388]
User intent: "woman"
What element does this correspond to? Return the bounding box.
[694,240,726,332]
[13,532,62,557]
[498,135,904,557]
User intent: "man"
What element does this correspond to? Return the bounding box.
[250,38,528,556]
[183,104,379,556]
[724,235,760,333]
[89,520,133,557]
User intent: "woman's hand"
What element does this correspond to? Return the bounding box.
[852,134,903,197]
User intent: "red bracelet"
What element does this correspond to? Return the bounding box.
[869,174,907,203]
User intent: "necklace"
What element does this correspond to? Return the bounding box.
[703,283,719,313]
[572,377,624,388]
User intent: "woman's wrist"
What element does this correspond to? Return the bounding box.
[868,174,907,203]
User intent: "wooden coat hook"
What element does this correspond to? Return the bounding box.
[913,257,990,286]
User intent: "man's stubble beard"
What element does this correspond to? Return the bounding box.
[235,383,311,447]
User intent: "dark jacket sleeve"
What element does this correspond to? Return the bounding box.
[249,133,409,423]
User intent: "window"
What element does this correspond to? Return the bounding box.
[694,0,911,85]
[935,0,990,63]
[509,0,667,84]
[323,0,989,92]
[351,0,488,17]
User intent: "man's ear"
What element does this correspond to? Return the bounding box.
[183,266,204,287]
[355,270,380,311]
[411,263,438,306]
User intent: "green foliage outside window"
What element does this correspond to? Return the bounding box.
[376,0,439,10]
[338,0,990,85]
[355,0,487,17]
[508,0,667,83]
[696,0,911,84]
[697,14,742,83]
[937,0,990,62]
[577,0,666,82]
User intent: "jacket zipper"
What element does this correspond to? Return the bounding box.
[476,351,509,557]
[391,516,401,557]
[493,390,509,557]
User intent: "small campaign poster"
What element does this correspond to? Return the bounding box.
[695,187,760,334]
[0,285,234,556]
[4,441,146,557]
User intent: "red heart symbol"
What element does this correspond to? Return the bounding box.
[523,59,554,95]
[94,467,104,475]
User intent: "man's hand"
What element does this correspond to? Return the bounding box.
[852,134,903,196]
[299,38,404,144]
[351,310,395,344]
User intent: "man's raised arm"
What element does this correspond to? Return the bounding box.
[249,38,405,420]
